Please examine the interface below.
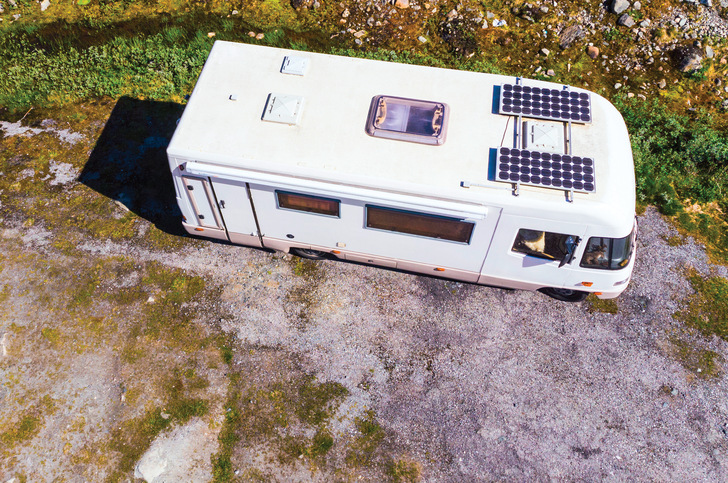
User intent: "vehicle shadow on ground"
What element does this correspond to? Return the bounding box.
[79,96,187,237]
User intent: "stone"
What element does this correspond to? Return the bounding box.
[486,11,495,19]
[558,25,585,49]
[231,9,238,14]
[610,0,630,15]
[493,19,507,27]
[247,31,256,37]
[342,8,350,17]
[639,19,651,28]
[618,14,635,27]
[255,33,264,40]
[40,0,50,11]
[418,36,428,43]
[706,46,714,59]
[614,83,622,89]
[633,1,641,9]
[207,32,215,38]
[446,9,458,21]
[657,78,667,89]
[353,30,366,38]
[672,45,703,72]
[540,48,550,56]
[394,0,409,9]
[546,69,555,76]
[587,46,600,59]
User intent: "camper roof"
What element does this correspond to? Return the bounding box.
[168,41,635,234]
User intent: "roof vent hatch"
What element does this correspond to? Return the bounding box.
[262,93,304,125]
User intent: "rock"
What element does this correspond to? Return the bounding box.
[721,58,727,65]
[486,11,495,19]
[207,32,215,38]
[395,0,409,9]
[13,13,21,19]
[587,46,600,59]
[540,48,550,56]
[353,30,366,38]
[247,31,256,37]
[134,418,217,483]
[9,0,17,7]
[546,69,555,76]
[446,9,458,21]
[639,19,651,28]
[418,36,428,43]
[342,8,350,18]
[559,25,585,49]
[255,33,264,40]
[672,45,704,72]
[610,0,630,15]
[493,19,507,27]
[40,0,50,11]
[618,14,635,27]
[633,1,641,9]
[706,46,714,59]
[231,9,238,14]
[658,78,667,89]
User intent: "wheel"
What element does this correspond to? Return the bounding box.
[290,247,329,260]
[539,287,588,302]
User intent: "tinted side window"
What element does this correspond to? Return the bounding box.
[366,205,474,243]
[276,191,340,217]
[511,229,575,260]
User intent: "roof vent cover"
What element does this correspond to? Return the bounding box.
[281,56,309,76]
[262,93,304,125]
[523,121,564,153]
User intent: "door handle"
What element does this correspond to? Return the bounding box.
[219,200,226,209]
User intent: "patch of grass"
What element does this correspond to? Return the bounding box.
[386,457,422,483]
[107,371,209,482]
[295,376,348,426]
[585,294,618,314]
[0,395,57,451]
[666,338,723,379]
[674,271,728,341]
[41,327,62,347]
[347,409,386,466]
[665,235,685,246]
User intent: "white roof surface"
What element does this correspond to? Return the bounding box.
[168,41,636,233]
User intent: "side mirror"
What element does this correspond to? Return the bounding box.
[559,236,581,268]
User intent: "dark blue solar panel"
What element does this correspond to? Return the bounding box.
[499,84,592,123]
[496,147,595,193]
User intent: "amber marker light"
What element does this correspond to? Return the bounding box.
[581,282,594,287]
[434,268,445,272]
[195,228,204,231]
[332,250,341,254]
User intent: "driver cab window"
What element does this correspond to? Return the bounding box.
[512,229,576,260]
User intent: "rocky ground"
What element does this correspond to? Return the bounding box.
[1,0,728,481]
[0,100,728,481]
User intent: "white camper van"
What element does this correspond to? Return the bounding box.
[167,41,636,301]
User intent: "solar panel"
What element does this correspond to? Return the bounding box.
[496,147,596,193]
[499,84,592,123]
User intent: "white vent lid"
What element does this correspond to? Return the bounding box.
[262,93,304,125]
[281,55,309,76]
[523,121,564,153]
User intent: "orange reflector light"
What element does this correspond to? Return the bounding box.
[332,250,341,254]
[195,228,204,232]
[581,282,593,287]
[434,268,445,272]
[595,292,603,296]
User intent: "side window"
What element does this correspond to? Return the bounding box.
[365,205,474,243]
[581,231,634,270]
[511,229,575,260]
[276,191,340,217]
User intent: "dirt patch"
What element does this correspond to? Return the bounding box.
[2,107,728,481]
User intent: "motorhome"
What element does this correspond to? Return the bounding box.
[167,41,636,302]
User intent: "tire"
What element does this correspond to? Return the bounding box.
[290,247,329,260]
[539,287,588,302]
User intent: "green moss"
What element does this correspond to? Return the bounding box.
[41,327,62,347]
[0,284,10,303]
[675,271,728,340]
[386,458,422,483]
[585,294,618,315]
[347,409,386,466]
[295,377,348,426]
[667,338,723,379]
[219,345,233,365]
[665,235,685,246]
[0,395,57,450]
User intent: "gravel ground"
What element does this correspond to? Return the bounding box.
[2,114,728,481]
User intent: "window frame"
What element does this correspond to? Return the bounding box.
[364,205,474,244]
[365,95,449,146]
[275,190,341,218]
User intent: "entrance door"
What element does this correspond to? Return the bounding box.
[209,177,262,247]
